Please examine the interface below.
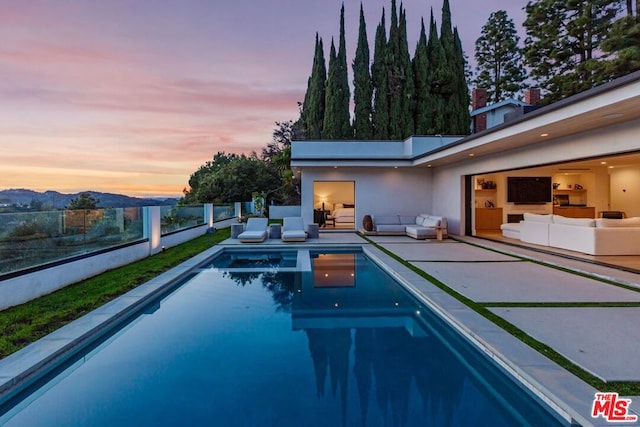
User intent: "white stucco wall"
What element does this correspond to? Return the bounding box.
[301,167,433,228]
[611,166,640,217]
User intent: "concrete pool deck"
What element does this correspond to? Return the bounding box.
[1,231,639,426]
[363,234,640,427]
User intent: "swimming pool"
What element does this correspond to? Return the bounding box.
[0,248,567,426]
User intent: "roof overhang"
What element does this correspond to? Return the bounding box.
[291,71,640,170]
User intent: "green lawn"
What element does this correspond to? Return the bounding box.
[0,228,230,359]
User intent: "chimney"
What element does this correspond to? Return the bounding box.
[472,88,487,109]
[525,87,540,105]
[472,88,487,133]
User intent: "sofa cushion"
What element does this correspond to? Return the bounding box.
[596,217,640,228]
[422,217,440,227]
[399,215,416,225]
[376,224,406,233]
[374,215,400,225]
[523,212,553,223]
[552,216,595,227]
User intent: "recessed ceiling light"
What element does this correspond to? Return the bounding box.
[427,164,432,168]
[394,166,398,169]
[333,166,337,169]
[601,161,607,165]
[540,133,549,137]
[469,153,475,157]
[609,166,614,169]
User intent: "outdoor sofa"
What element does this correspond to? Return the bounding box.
[370,214,448,240]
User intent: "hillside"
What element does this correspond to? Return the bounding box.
[0,189,178,209]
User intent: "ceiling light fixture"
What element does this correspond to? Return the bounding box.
[540,133,549,137]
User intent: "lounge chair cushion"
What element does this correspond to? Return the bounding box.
[238,218,268,243]
[282,217,307,242]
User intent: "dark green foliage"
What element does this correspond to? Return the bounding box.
[183,152,278,204]
[323,5,351,139]
[387,0,404,139]
[450,28,471,135]
[413,19,433,135]
[261,121,300,205]
[352,3,373,139]
[399,6,415,138]
[524,0,622,104]
[474,10,526,103]
[601,7,640,79]
[372,8,390,139]
[68,192,100,209]
[300,34,327,140]
[426,9,446,134]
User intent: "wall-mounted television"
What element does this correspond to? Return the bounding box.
[507,176,552,204]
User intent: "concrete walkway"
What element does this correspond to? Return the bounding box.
[366,234,640,427]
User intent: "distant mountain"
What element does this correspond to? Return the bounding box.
[0,189,179,209]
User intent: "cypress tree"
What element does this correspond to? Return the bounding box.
[372,8,390,139]
[413,19,433,135]
[352,3,373,139]
[452,28,471,135]
[387,0,403,139]
[336,3,351,138]
[302,33,327,140]
[399,5,415,138]
[323,39,340,139]
[323,5,351,139]
[426,9,446,134]
[439,0,459,134]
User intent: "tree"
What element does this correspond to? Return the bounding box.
[299,34,327,140]
[524,0,622,103]
[182,152,278,204]
[399,5,415,138]
[352,3,373,140]
[68,192,99,210]
[426,9,446,134]
[323,4,351,139]
[601,1,640,79]
[261,121,300,205]
[413,19,434,135]
[372,8,390,139]
[474,10,526,103]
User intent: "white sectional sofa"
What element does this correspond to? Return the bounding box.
[510,213,640,255]
[371,214,448,240]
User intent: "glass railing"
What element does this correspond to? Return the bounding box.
[160,205,206,235]
[0,208,144,275]
[213,203,235,222]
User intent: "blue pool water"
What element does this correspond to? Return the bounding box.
[0,249,566,426]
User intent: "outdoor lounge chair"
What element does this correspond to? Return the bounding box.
[281,217,307,242]
[237,218,268,243]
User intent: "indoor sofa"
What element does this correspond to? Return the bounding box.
[510,213,640,255]
[371,214,448,240]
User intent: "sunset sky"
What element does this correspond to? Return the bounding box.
[1,1,526,198]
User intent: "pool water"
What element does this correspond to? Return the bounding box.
[0,250,566,426]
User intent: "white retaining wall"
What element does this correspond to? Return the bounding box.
[0,204,233,311]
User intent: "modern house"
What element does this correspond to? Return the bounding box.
[291,70,640,240]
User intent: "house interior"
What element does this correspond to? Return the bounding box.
[313,181,355,230]
[472,151,640,271]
